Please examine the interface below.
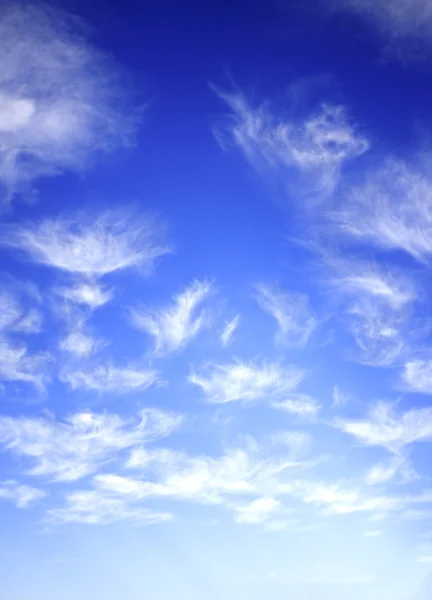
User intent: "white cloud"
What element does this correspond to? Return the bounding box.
[402,360,432,394]
[0,480,45,508]
[364,455,417,485]
[56,282,113,309]
[59,363,159,393]
[334,160,432,262]
[1,210,169,278]
[0,288,42,335]
[330,0,432,61]
[130,280,211,355]
[0,2,138,203]
[0,408,181,482]
[47,490,171,525]
[273,394,321,419]
[234,496,281,524]
[59,330,98,357]
[362,530,383,538]
[255,284,317,346]
[212,86,369,198]
[418,555,432,563]
[326,255,416,366]
[334,402,432,452]
[0,337,50,389]
[332,385,349,407]
[189,360,304,404]
[220,315,240,347]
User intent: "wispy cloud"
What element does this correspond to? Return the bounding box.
[0,2,139,203]
[255,284,317,346]
[220,315,240,347]
[0,337,50,389]
[273,394,321,420]
[47,490,172,525]
[189,360,304,404]
[212,86,369,198]
[334,160,432,263]
[0,408,182,482]
[364,454,417,485]
[0,288,42,335]
[1,210,169,278]
[234,496,281,524]
[130,280,211,355]
[334,401,432,453]
[326,255,417,366]
[0,480,45,508]
[60,363,159,393]
[329,0,432,61]
[402,360,432,394]
[55,282,113,309]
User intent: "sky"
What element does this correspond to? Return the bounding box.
[2,0,432,598]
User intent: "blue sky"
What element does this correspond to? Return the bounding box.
[1,1,432,599]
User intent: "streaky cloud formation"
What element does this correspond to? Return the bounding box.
[0,2,138,203]
[130,280,211,355]
[329,0,432,61]
[59,363,159,393]
[212,85,369,198]
[0,480,45,508]
[402,360,432,395]
[55,281,113,309]
[189,359,304,404]
[334,401,432,453]
[47,490,172,525]
[255,284,317,346]
[272,394,321,419]
[0,210,170,277]
[0,337,50,389]
[220,315,240,347]
[326,254,417,366]
[334,159,432,263]
[0,408,182,482]
[0,288,42,334]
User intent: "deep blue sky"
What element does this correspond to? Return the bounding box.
[1,1,432,599]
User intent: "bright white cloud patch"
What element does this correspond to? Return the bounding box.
[130,280,211,355]
[0,408,182,482]
[255,284,317,346]
[0,2,138,203]
[220,315,240,347]
[60,363,159,393]
[56,282,113,309]
[0,480,45,508]
[234,496,281,524]
[335,402,432,452]
[212,86,369,197]
[0,337,49,389]
[189,360,304,404]
[327,255,416,366]
[273,394,321,419]
[1,210,169,278]
[335,160,432,262]
[402,361,432,394]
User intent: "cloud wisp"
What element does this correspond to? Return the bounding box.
[0,480,45,508]
[189,359,304,404]
[334,160,432,263]
[329,0,432,61]
[212,86,369,198]
[0,408,182,482]
[220,315,240,347]
[60,362,159,394]
[130,280,211,355]
[1,210,170,278]
[0,2,139,203]
[255,284,317,347]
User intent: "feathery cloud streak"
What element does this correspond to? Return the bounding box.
[130,280,211,355]
[212,86,369,197]
[0,2,138,203]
